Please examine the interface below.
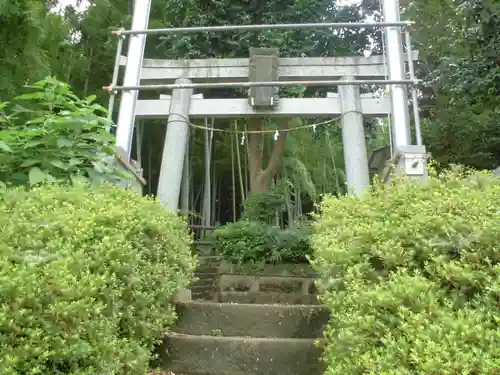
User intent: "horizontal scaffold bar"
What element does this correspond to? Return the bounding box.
[105,79,416,92]
[116,21,413,36]
[135,95,390,118]
[118,52,419,82]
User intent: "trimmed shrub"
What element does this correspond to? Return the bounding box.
[312,169,500,374]
[0,184,196,375]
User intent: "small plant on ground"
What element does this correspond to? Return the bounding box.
[312,167,500,374]
[0,184,197,375]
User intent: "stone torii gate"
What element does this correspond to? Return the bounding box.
[106,0,427,211]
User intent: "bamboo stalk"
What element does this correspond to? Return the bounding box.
[234,121,245,203]
[231,132,237,221]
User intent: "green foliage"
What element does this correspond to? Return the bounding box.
[0,77,125,188]
[216,181,315,264]
[312,168,500,374]
[0,184,196,375]
[242,181,287,223]
[405,0,500,169]
[155,0,371,59]
[213,220,312,264]
[282,156,317,199]
[0,0,51,98]
[422,107,500,169]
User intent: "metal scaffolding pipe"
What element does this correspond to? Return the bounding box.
[115,0,152,158]
[106,34,124,122]
[115,21,412,36]
[382,0,411,150]
[404,29,422,146]
[105,79,417,92]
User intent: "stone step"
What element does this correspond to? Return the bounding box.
[194,268,218,277]
[160,334,325,375]
[191,277,215,284]
[219,291,319,305]
[197,256,221,266]
[193,274,217,282]
[191,274,216,283]
[195,266,218,272]
[172,301,328,339]
[191,282,213,290]
[191,290,211,299]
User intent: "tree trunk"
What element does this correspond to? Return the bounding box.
[247,118,288,193]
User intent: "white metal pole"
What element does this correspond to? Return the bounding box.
[382,0,411,150]
[118,21,412,35]
[115,0,152,159]
[107,35,124,123]
[404,29,423,146]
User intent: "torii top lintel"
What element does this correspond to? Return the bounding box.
[118,51,419,83]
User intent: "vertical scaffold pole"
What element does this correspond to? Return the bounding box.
[337,78,370,195]
[157,78,194,211]
[404,29,423,146]
[382,0,411,150]
[115,0,152,158]
[107,34,124,123]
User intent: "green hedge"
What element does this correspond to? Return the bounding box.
[312,169,500,374]
[0,184,196,375]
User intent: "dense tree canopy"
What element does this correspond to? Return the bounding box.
[403,0,500,169]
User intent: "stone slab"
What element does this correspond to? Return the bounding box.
[174,288,192,303]
[171,301,329,339]
[219,291,319,305]
[119,52,419,82]
[217,261,319,277]
[160,334,325,375]
[135,96,390,118]
[219,274,315,294]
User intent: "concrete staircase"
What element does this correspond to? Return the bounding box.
[158,301,329,375]
[189,256,220,300]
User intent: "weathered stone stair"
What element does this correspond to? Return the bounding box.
[158,301,329,375]
[189,256,220,300]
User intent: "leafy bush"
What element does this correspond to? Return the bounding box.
[242,182,287,223]
[0,77,126,188]
[0,184,196,375]
[213,220,312,264]
[215,182,314,264]
[312,169,500,374]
